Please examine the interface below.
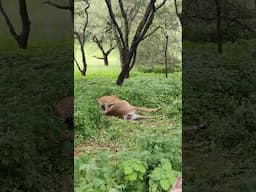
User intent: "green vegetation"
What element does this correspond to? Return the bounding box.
[183,39,256,192]
[74,44,182,191]
[0,39,73,191]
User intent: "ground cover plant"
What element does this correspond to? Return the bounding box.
[0,39,73,191]
[183,39,256,192]
[74,43,182,191]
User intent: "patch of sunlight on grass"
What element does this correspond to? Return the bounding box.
[74,42,121,79]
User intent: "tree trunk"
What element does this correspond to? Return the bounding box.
[126,49,137,79]
[119,49,126,69]
[81,45,87,76]
[81,70,86,76]
[19,0,30,47]
[17,34,29,49]
[105,0,167,85]
[116,62,130,85]
[125,72,130,79]
[215,0,222,54]
[119,59,130,79]
[103,55,109,66]
[164,35,169,78]
[17,0,30,48]
[119,50,130,80]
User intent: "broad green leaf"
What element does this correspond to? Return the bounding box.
[151,168,162,180]
[133,163,146,173]
[162,161,172,171]
[160,179,171,191]
[124,166,133,175]
[126,173,137,181]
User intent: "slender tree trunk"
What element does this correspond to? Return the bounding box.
[80,45,87,76]
[164,34,169,78]
[17,0,30,48]
[119,49,126,69]
[125,72,130,78]
[103,55,109,66]
[215,0,222,54]
[119,49,130,79]
[116,63,130,85]
[126,49,137,78]
[92,36,115,67]
[174,0,182,25]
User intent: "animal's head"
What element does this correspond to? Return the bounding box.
[97,95,119,110]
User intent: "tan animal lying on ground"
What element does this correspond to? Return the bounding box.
[97,95,161,120]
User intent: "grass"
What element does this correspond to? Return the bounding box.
[183,39,256,192]
[74,42,120,79]
[0,39,73,192]
[74,43,182,191]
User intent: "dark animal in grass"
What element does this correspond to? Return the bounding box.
[53,96,74,142]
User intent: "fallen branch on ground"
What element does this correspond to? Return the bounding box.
[183,122,208,132]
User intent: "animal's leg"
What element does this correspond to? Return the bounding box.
[124,111,156,120]
[134,115,156,120]
[124,111,137,120]
[135,106,161,112]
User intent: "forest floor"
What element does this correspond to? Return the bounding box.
[0,40,73,191]
[74,60,182,191]
[182,40,256,192]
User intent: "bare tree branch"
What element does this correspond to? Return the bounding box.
[106,46,115,55]
[128,1,140,27]
[156,0,167,10]
[92,35,115,66]
[93,56,104,60]
[141,26,161,41]
[105,0,125,47]
[0,0,30,48]
[0,0,19,40]
[74,0,90,76]
[44,0,74,21]
[118,0,129,47]
[174,0,182,24]
[74,57,83,72]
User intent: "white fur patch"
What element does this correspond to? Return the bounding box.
[124,111,138,120]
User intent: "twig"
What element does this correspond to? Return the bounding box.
[183,122,208,132]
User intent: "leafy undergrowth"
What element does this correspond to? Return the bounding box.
[74,72,182,192]
[0,41,73,191]
[183,39,256,192]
